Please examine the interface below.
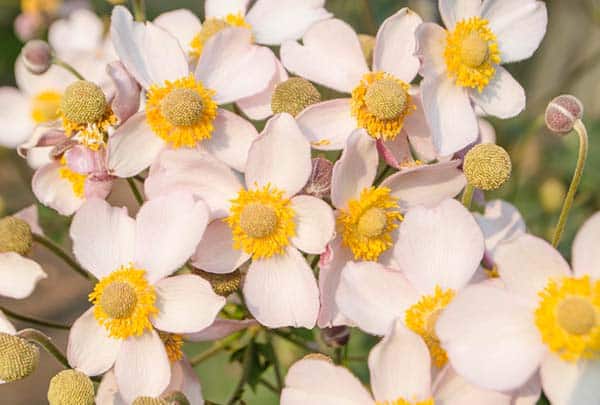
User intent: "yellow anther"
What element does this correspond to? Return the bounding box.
[160,88,204,127]
[463,143,512,191]
[60,81,107,125]
[271,77,321,117]
[364,78,409,121]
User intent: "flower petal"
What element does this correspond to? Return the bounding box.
[291,195,335,254]
[236,58,288,120]
[540,354,600,405]
[153,9,202,53]
[296,99,356,151]
[96,370,127,405]
[32,163,84,216]
[245,113,311,197]
[439,0,482,29]
[141,22,189,85]
[169,360,204,405]
[107,61,142,123]
[49,9,103,55]
[13,205,42,235]
[280,19,368,93]
[0,87,33,148]
[186,318,257,342]
[474,199,526,255]
[0,253,46,299]
[191,219,250,274]
[470,66,525,119]
[243,247,319,328]
[572,212,600,278]
[415,23,448,78]
[205,0,250,18]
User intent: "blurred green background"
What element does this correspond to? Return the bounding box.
[0,0,599,403]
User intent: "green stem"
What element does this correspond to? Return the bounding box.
[271,330,315,352]
[0,306,70,330]
[132,0,146,22]
[189,341,228,366]
[52,58,85,80]
[259,378,278,393]
[126,177,144,205]
[227,338,255,405]
[461,184,475,209]
[267,334,283,391]
[33,233,96,282]
[18,329,69,369]
[552,119,589,247]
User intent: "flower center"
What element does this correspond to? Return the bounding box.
[58,158,86,198]
[47,370,95,405]
[30,90,61,123]
[535,275,600,361]
[226,184,296,259]
[444,17,501,92]
[89,265,158,339]
[60,81,107,125]
[0,333,39,382]
[337,187,402,261]
[190,13,252,58]
[0,216,33,255]
[132,398,168,405]
[271,77,321,117]
[146,75,217,148]
[463,144,512,191]
[405,286,456,368]
[375,398,435,405]
[158,332,184,363]
[351,72,415,141]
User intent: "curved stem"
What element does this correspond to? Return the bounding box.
[33,233,96,282]
[0,306,70,330]
[132,0,146,22]
[126,177,144,205]
[267,333,283,391]
[227,338,255,405]
[18,329,70,369]
[552,119,589,247]
[190,341,228,366]
[461,184,475,209]
[52,58,85,80]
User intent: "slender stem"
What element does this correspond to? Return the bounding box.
[461,184,475,209]
[258,378,278,393]
[126,177,144,205]
[552,119,589,247]
[190,342,228,366]
[334,347,343,364]
[0,306,70,330]
[33,233,96,282]
[362,0,377,35]
[134,174,146,183]
[132,0,146,22]
[52,58,85,80]
[18,329,69,369]
[270,330,315,352]
[227,338,255,405]
[267,334,283,391]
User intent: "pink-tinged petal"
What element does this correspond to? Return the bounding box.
[236,58,288,120]
[437,283,544,391]
[482,0,547,63]
[96,370,127,405]
[0,253,46,299]
[203,108,259,172]
[14,205,42,235]
[243,247,319,328]
[373,8,422,83]
[296,99,356,151]
[394,199,484,293]
[280,19,368,93]
[478,117,496,144]
[470,67,525,119]
[415,23,448,78]
[114,329,170,403]
[205,0,250,18]
[421,75,479,156]
[291,195,335,254]
[48,9,103,55]
[134,193,209,283]
[192,219,250,274]
[141,22,189,85]
[246,0,332,46]
[32,163,84,216]
[153,9,202,53]
[15,54,72,96]
[17,123,65,166]
[245,113,311,197]
[0,87,33,148]
[108,112,166,178]
[432,366,516,405]
[84,176,113,200]
[572,212,600,278]
[439,0,482,29]
[474,199,525,255]
[67,308,121,376]
[540,355,600,405]
[380,161,466,212]
[70,198,135,279]
[152,274,225,333]
[377,137,412,169]
[186,318,257,342]
[196,28,276,104]
[330,130,378,209]
[0,311,16,335]
[510,373,543,405]
[403,92,431,140]
[107,61,141,123]
[282,356,373,405]
[168,360,204,405]
[146,149,243,220]
[370,321,431,402]
[64,145,106,174]
[495,234,571,302]
[336,261,419,336]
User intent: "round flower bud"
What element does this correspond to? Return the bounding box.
[545,95,583,134]
[271,77,321,117]
[194,269,242,297]
[22,40,52,74]
[132,397,168,405]
[0,333,39,382]
[0,216,33,255]
[358,34,375,66]
[321,326,350,348]
[539,178,566,213]
[47,369,95,405]
[463,144,512,191]
[302,157,333,199]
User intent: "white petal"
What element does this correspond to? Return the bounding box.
[205,0,249,18]
[243,247,319,328]
[373,8,422,83]
[236,58,288,120]
[141,22,189,84]
[572,212,600,278]
[0,311,16,334]
[203,108,259,172]
[107,112,166,178]
[172,360,204,405]
[291,195,335,254]
[369,321,431,402]
[432,366,517,405]
[436,283,544,391]
[335,261,419,336]
[70,198,135,279]
[474,199,526,255]
[330,130,378,209]
[421,76,478,156]
[186,318,257,341]
[191,219,250,274]
[439,0,482,29]
[134,193,209,283]
[245,113,311,197]
[482,0,547,63]
[153,9,202,53]
[196,28,276,104]
[15,55,72,96]
[540,355,600,405]
[96,370,127,405]
[296,99,356,151]
[67,308,121,376]
[415,23,448,78]
[0,87,33,148]
[32,163,84,216]
[0,253,46,299]
[152,274,225,333]
[393,199,484,293]
[280,19,368,93]
[114,329,171,403]
[470,66,525,119]
[49,9,103,55]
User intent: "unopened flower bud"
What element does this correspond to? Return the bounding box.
[14,13,43,42]
[0,216,33,255]
[22,40,52,74]
[463,144,512,191]
[321,326,350,348]
[302,157,333,199]
[0,333,39,382]
[539,178,566,213]
[271,77,321,117]
[132,397,168,405]
[545,95,583,134]
[358,34,376,66]
[193,269,241,297]
[47,369,95,405]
